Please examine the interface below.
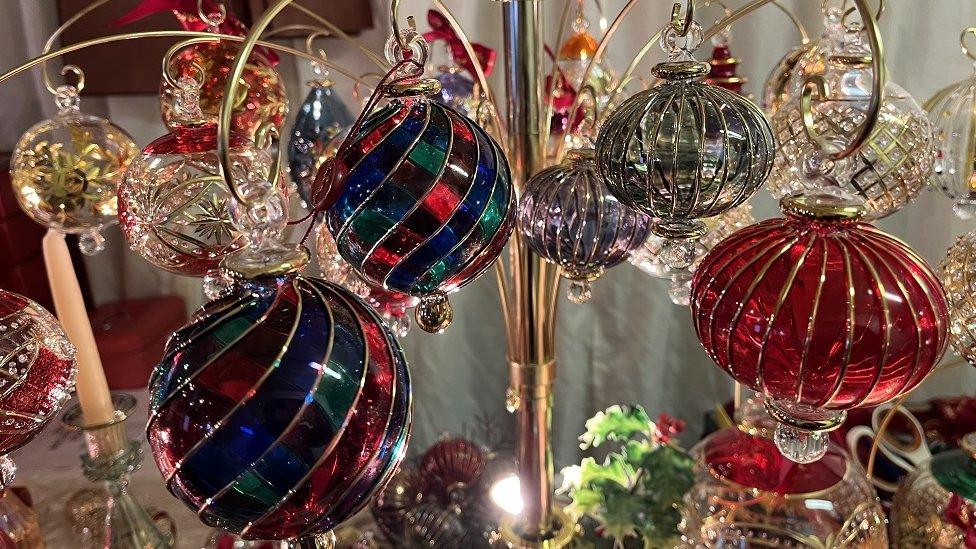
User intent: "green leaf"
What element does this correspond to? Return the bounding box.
[580,405,656,449]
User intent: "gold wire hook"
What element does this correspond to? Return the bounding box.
[670,0,695,37]
[304,30,332,59]
[961,27,976,61]
[841,0,884,25]
[389,0,418,51]
[59,64,85,93]
[799,0,885,162]
[161,39,209,90]
[197,0,227,28]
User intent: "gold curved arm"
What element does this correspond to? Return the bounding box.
[429,0,508,152]
[671,0,695,36]
[961,27,976,60]
[217,0,292,204]
[389,0,419,52]
[799,0,885,161]
[40,0,113,94]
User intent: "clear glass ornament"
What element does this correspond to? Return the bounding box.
[768,26,933,220]
[10,85,137,253]
[119,79,274,277]
[680,399,888,548]
[762,43,816,115]
[940,230,976,367]
[928,70,976,219]
[596,33,773,264]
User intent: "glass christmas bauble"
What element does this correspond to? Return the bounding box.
[761,43,816,115]
[147,273,411,542]
[595,59,774,244]
[940,230,976,367]
[767,28,933,220]
[119,123,273,277]
[630,204,754,306]
[691,193,949,463]
[681,401,888,548]
[434,67,477,117]
[928,72,976,219]
[10,85,137,254]
[891,432,976,547]
[0,290,76,458]
[289,81,354,208]
[161,42,287,140]
[316,226,418,337]
[323,90,515,333]
[518,148,651,303]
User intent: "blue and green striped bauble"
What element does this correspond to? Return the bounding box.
[321,91,515,333]
[147,273,411,542]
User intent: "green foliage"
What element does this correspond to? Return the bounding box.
[562,405,695,549]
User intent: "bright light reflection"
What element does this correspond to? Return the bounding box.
[490,474,524,515]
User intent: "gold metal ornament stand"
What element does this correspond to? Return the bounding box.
[0,0,894,547]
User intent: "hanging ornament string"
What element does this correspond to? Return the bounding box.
[293,43,430,247]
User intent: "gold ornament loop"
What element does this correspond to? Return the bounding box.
[840,0,884,26]
[59,64,85,93]
[389,0,420,53]
[961,27,976,61]
[670,0,696,37]
[799,0,885,162]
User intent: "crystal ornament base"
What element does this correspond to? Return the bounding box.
[765,399,846,463]
[62,394,174,549]
[416,293,453,334]
[285,531,336,549]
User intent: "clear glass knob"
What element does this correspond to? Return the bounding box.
[774,423,829,464]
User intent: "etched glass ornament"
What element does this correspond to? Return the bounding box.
[0,290,76,490]
[10,84,137,254]
[518,149,651,303]
[691,193,949,463]
[940,230,976,368]
[681,399,888,547]
[289,62,354,208]
[119,78,274,278]
[768,25,933,220]
[321,37,515,334]
[596,22,773,272]
[928,70,976,219]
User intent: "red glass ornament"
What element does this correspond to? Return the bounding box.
[705,43,747,94]
[161,41,287,140]
[691,193,949,462]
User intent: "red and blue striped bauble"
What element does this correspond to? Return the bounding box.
[146,273,411,542]
[321,92,515,333]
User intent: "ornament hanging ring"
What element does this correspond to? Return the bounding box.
[197,0,226,28]
[799,0,885,162]
[960,27,976,61]
[59,64,85,93]
[671,0,695,37]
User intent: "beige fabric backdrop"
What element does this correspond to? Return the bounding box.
[3,0,976,466]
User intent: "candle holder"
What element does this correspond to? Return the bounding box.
[62,393,175,549]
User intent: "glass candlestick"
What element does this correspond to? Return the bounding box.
[62,394,175,549]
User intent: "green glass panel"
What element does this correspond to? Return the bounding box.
[409,140,447,175]
[932,449,976,501]
[351,210,395,243]
[231,471,282,505]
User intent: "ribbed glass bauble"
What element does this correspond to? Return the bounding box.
[940,230,976,367]
[518,149,651,303]
[691,193,949,463]
[322,89,515,333]
[147,273,411,542]
[596,60,773,244]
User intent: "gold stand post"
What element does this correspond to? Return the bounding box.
[498,1,575,546]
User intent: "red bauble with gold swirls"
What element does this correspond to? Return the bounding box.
[160,42,287,140]
[691,193,949,463]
